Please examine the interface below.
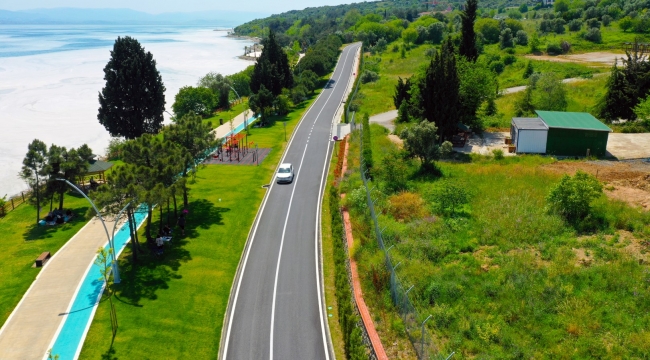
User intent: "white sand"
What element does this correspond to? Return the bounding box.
[0,27,254,197]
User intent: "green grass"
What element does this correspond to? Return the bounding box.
[489,75,609,130]
[203,100,249,128]
[79,89,326,359]
[495,57,606,88]
[343,128,650,358]
[0,193,91,326]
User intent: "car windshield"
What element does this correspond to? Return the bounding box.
[279,167,291,173]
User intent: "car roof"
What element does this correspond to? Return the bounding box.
[280,163,292,168]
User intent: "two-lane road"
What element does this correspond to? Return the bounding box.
[221,43,361,360]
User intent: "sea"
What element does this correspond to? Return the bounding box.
[0,24,255,198]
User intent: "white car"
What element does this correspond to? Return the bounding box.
[276,163,294,184]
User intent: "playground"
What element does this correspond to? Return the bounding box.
[205,131,271,166]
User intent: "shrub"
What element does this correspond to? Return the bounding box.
[499,28,514,49]
[546,170,603,224]
[0,195,6,217]
[515,30,528,45]
[585,18,601,29]
[546,43,562,55]
[560,40,571,53]
[568,19,582,31]
[583,28,602,43]
[433,182,469,216]
[492,148,504,160]
[602,15,612,26]
[490,60,505,74]
[389,192,428,222]
[360,70,379,83]
[380,150,409,193]
[503,54,517,66]
[523,61,534,79]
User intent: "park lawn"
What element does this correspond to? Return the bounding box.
[79,88,328,359]
[343,126,650,358]
[495,56,606,89]
[203,100,249,129]
[0,193,91,326]
[489,75,609,130]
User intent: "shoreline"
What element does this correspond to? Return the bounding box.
[226,33,262,43]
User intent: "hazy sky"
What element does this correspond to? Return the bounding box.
[0,0,358,14]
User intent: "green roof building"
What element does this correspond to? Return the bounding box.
[536,111,612,157]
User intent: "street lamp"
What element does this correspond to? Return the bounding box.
[56,179,121,284]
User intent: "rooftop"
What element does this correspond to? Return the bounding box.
[536,111,612,132]
[512,117,548,130]
[87,159,113,174]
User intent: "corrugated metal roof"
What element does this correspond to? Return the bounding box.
[536,111,612,132]
[512,117,548,130]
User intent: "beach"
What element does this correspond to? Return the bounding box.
[0,25,254,198]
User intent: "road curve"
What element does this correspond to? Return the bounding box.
[221,43,361,360]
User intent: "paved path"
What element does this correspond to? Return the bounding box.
[607,133,650,160]
[0,217,117,359]
[220,43,361,360]
[212,109,255,139]
[369,110,398,132]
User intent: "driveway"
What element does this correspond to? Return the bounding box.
[607,133,650,160]
[456,132,515,156]
[369,110,397,132]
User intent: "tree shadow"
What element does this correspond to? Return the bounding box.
[22,206,90,241]
[112,198,228,305]
[100,346,118,360]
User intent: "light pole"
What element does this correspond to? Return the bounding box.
[56,179,121,283]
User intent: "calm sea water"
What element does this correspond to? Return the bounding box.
[0,25,254,198]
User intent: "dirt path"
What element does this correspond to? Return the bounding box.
[525,51,624,66]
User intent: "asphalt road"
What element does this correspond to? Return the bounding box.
[221,43,361,360]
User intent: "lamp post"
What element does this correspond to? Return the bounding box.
[56,179,121,284]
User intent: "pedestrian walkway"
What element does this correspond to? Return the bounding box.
[212,109,256,139]
[0,217,119,359]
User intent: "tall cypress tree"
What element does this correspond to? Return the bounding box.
[459,0,478,62]
[250,30,293,96]
[98,36,166,139]
[419,38,461,142]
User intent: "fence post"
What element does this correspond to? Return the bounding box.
[22,192,25,201]
[11,198,14,210]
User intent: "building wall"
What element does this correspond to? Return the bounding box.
[516,129,548,154]
[546,128,609,157]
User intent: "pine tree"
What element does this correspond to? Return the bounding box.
[459,0,478,62]
[21,139,48,224]
[250,30,293,96]
[418,38,461,142]
[98,36,166,139]
[393,77,411,109]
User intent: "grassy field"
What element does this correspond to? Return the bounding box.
[203,100,249,128]
[490,75,609,130]
[0,193,91,326]
[341,125,650,358]
[78,89,328,359]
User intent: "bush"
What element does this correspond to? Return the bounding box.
[490,60,505,74]
[568,19,583,31]
[503,54,517,66]
[0,195,6,217]
[433,182,469,216]
[585,18,601,29]
[560,40,571,53]
[389,192,428,221]
[523,61,534,79]
[515,30,528,45]
[583,28,602,43]
[360,70,379,84]
[499,28,514,49]
[546,43,562,55]
[492,148,504,160]
[546,170,603,224]
[602,15,612,26]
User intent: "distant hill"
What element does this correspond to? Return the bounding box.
[0,8,270,26]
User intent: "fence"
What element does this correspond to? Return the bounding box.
[357,123,439,360]
[1,190,30,217]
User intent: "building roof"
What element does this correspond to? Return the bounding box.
[86,160,113,174]
[512,117,548,130]
[536,111,612,132]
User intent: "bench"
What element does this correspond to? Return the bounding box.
[35,252,51,267]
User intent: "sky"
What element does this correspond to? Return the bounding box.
[0,0,358,14]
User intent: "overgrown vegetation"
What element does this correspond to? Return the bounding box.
[343,125,650,358]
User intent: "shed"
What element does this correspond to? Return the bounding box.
[510,117,548,154]
[537,111,612,157]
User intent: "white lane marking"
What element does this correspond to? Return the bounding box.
[269,45,355,360]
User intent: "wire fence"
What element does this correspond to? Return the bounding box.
[345,45,364,124]
[357,122,438,360]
